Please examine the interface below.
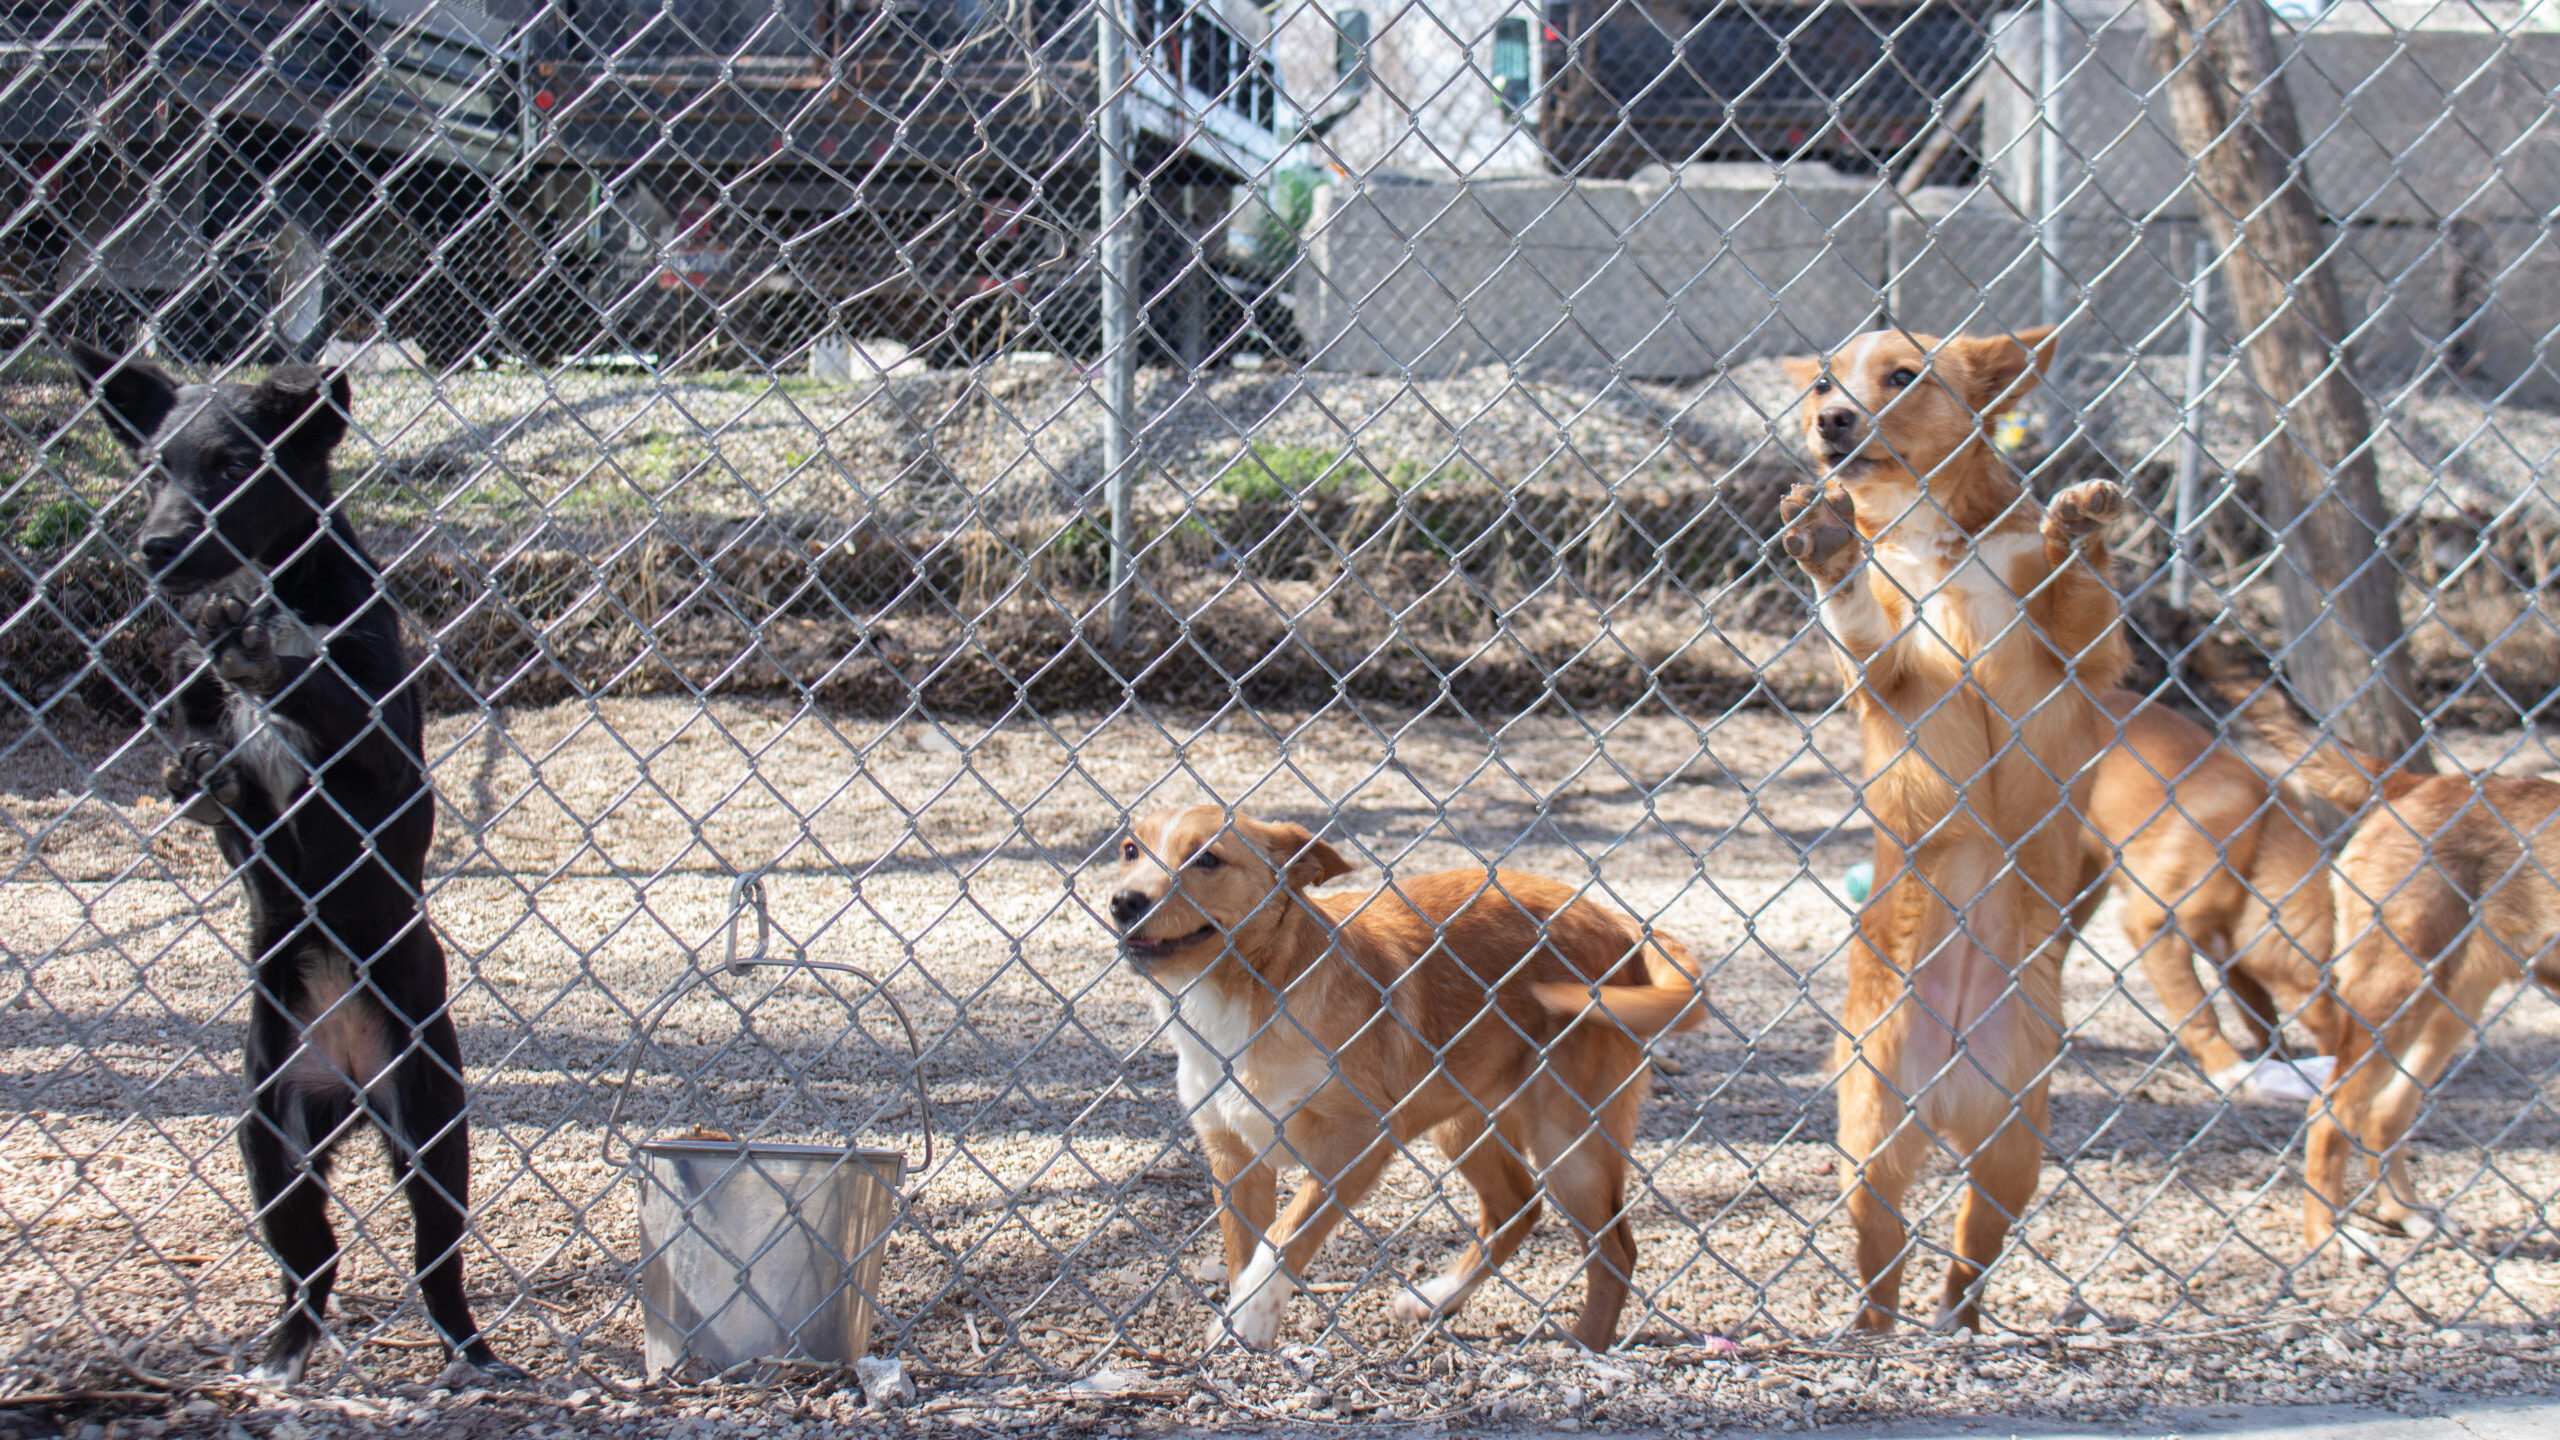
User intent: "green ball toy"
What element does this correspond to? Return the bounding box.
[1843,862,1874,904]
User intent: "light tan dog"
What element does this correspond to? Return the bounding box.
[1105,806,1707,1351]
[1777,327,2128,1331]
[2241,689,2550,1259]
[2073,690,2341,1089]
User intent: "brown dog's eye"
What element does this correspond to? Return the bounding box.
[1888,369,1917,388]
[1121,841,1138,861]
[1810,378,1832,395]
[1189,850,1222,870]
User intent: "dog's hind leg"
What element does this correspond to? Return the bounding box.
[2346,972,2498,1251]
[1937,1099,2045,1332]
[2124,892,2251,1084]
[380,1006,519,1378]
[2304,1009,2389,1257]
[1394,1113,1539,1328]
[1532,1107,1642,1352]
[240,1055,355,1386]
[1836,1063,1927,1333]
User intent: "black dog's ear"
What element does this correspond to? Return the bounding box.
[65,339,181,452]
[257,365,352,469]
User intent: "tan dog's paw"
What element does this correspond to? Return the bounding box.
[2043,480,2123,545]
[1778,482,1861,587]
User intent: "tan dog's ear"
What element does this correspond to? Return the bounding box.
[1780,355,1825,393]
[1950,325,2060,417]
[1245,819,1354,888]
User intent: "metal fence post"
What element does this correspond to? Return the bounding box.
[2039,0,2071,449]
[1097,0,1137,649]
[2173,237,2214,609]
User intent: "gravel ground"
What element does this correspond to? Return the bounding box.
[3,694,2558,1437]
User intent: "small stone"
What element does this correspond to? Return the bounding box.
[856,1355,916,1409]
[2277,1321,2310,1343]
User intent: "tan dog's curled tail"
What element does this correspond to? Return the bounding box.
[2211,668,2402,811]
[1532,932,1710,1039]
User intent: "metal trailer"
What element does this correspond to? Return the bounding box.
[1536,0,1989,179]
[516,0,1291,368]
[1,0,537,365]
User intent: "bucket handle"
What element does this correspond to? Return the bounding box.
[601,872,934,1181]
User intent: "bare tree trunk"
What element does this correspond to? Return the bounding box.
[2144,0,2424,763]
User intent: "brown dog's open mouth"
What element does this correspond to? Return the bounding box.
[1121,924,1218,958]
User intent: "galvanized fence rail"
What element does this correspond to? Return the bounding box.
[0,0,2557,1420]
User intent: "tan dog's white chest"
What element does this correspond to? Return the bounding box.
[1873,522,2043,658]
[1163,984,1327,1153]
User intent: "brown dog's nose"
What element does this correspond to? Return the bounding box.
[1109,888,1151,927]
[1816,406,1861,450]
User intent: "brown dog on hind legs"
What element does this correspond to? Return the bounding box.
[1104,806,1707,1352]
[1777,327,2129,1332]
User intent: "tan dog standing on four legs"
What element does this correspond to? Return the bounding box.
[2074,690,2341,1091]
[1778,326,2128,1331]
[1104,807,1707,1351]
[2238,686,2548,1259]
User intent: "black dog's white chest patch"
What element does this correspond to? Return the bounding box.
[220,690,316,807]
[202,583,324,809]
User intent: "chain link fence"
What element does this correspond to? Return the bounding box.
[3,0,2559,1427]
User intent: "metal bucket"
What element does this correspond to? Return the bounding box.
[634,1138,907,1377]
[611,873,934,1381]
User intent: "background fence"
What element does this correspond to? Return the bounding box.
[2,0,2559,1425]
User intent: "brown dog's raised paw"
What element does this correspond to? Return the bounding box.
[1777,482,1862,586]
[2043,480,2123,544]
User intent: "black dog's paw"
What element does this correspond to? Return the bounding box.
[192,592,284,694]
[163,742,243,826]
[436,1353,531,1388]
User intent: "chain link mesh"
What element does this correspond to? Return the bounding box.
[1,0,2557,1418]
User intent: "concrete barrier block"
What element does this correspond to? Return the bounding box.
[1883,186,2554,398]
[1298,166,1892,377]
[1886,187,2201,350]
[2464,221,2560,406]
[1983,1,2560,225]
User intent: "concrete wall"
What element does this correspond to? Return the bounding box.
[1887,185,2558,399]
[1296,164,1891,376]
[1296,2,2560,398]
[1981,0,2560,224]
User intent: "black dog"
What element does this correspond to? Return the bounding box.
[70,341,516,1386]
